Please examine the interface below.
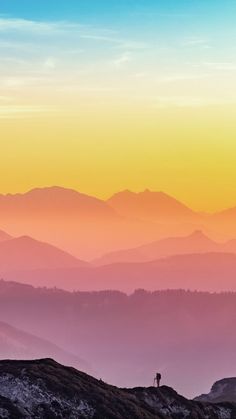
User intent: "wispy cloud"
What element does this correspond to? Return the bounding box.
[0,95,13,102]
[0,18,58,33]
[200,62,236,71]
[182,37,211,49]
[0,17,144,50]
[43,57,56,71]
[0,16,235,112]
[112,52,132,68]
[156,74,208,84]
[155,96,236,108]
[0,105,57,118]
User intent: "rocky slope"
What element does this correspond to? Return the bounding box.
[195,378,236,404]
[0,359,236,418]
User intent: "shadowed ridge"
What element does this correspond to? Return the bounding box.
[0,359,235,418]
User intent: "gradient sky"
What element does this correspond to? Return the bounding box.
[0,0,236,211]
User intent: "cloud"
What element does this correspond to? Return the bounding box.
[43,58,56,70]
[0,105,57,118]
[112,52,132,68]
[182,37,211,49]
[0,18,59,33]
[201,62,236,71]
[156,74,208,84]
[0,96,13,102]
[155,96,236,108]
[0,17,147,56]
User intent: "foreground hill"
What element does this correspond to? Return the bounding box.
[0,236,88,271]
[0,359,235,419]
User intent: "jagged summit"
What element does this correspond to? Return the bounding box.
[107,189,197,223]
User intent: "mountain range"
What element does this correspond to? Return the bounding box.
[94,230,223,265]
[0,221,236,293]
[1,186,236,260]
[0,187,164,260]
[0,358,235,419]
[4,252,236,293]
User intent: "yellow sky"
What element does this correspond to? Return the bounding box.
[1,103,236,213]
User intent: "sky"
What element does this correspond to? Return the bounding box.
[0,0,236,211]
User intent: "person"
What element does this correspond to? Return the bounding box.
[154,372,161,387]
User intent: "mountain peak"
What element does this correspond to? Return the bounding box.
[188,230,210,240]
[107,189,195,220]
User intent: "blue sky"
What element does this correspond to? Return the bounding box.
[0,0,236,116]
[1,0,236,24]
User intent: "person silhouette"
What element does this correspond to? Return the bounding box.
[154,372,161,387]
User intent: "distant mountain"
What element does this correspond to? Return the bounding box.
[7,252,236,293]
[0,359,235,419]
[0,321,89,374]
[224,239,236,253]
[0,186,114,216]
[107,189,199,222]
[1,186,236,259]
[213,206,236,221]
[208,206,236,238]
[195,378,236,403]
[0,235,88,271]
[94,230,221,265]
[0,229,12,242]
[0,187,170,259]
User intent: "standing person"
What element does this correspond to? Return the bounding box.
[154,372,162,387]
